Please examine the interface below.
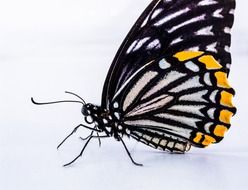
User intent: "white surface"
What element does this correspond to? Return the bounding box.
[0,0,248,190]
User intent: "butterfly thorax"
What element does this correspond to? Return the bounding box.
[82,103,126,140]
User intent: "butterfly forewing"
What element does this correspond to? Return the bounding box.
[102,0,236,109]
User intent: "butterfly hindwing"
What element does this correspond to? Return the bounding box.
[110,51,236,151]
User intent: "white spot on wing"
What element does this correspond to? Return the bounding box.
[168,14,206,33]
[141,0,161,27]
[213,8,223,18]
[210,90,218,103]
[169,105,205,117]
[207,108,216,119]
[147,39,161,50]
[126,40,137,54]
[186,46,200,51]
[133,37,150,52]
[123,71,158,111]
[224,27,231,34]
[171,37,183,45]
[229,9,235,15]
[225,45,230,53]
[159,59,171,69]
[204,73,212,86]
[226,64,231,69]
[152,8,163,19]
[206,42,217,53]
[156,113,200,128]
[141,15,149,28]
[195,26,214,36]
[179,90,208,103]
[169,76,203,93]
[204,122,213,133]
[185,61,200,72]
[198,0,217,6]
[154,7,190,27]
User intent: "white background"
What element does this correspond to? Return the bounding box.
[0,0,247,190]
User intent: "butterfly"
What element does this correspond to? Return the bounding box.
[32,0,236,166]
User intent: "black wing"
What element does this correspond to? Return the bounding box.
[101,0,235,109]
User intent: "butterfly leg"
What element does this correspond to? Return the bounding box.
[96,132,102,147]
[79,129,101,147]
[79,131,93,141]
[57,124,101,149]
[63,135,109,167]
[119,138,143,166]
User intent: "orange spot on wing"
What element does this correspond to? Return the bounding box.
[198,55,222,70]
[215,72,231,89]
[214,125,228,137]
[193,132,202,143]
[174,51,204,61]
[220,91,234,107]
[219,110,234,124]
[202,135,216,146]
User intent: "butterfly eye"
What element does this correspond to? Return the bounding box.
[81,105,90,116]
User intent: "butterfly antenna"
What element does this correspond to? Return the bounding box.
[65,91,86,105]
[31,97,84,105]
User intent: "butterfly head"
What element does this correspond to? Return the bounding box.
[81,103,102,124]
[81,103,91,116]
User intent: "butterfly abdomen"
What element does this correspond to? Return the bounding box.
[130,128,191,153]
